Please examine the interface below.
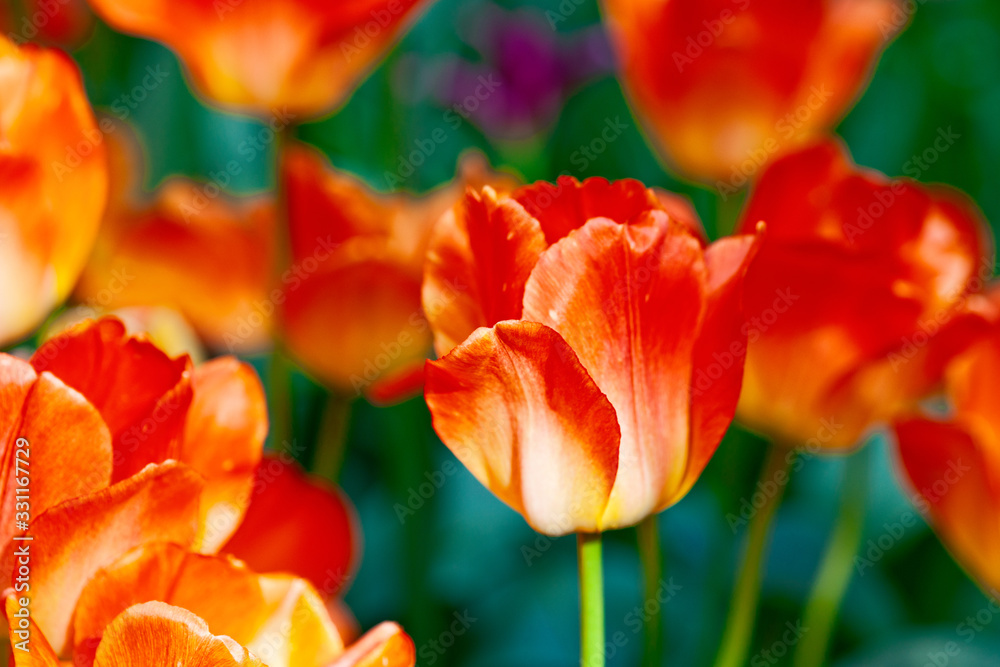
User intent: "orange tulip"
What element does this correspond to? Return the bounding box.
[601,0,906,184]
[281,141,518,403]
[423,176,761,534]
[736,139,994,449]
[1,317,414,666]
[75,122,276,352]
[0,35,108,345]
[87,0,434,117]
[894,289,1000,594]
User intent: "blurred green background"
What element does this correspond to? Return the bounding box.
[31,0,1000,664]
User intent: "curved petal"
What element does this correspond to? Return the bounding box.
[329,622,415,667]
[247,575,345,667]
[223,455,359,598]
[513,176,663,245]
[30,318,193,481]
[425,322,620,535]
[522,214,706,528]
[182,358,268,553]
[895,418,1000,591]
[672,229,762,504]
[0,37,108,345]
[73,543,268,666]
[92,602,264,667]
[5,593,61,667]
[0,462,203,655]
[0,363,113,555]
[423,188,547,356]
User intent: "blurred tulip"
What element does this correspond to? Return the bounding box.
[895,288,1000,595]
[281,141,518,403]
[0,35,108,346]
[0,0,95,48]
[86,0,434,118]
[1,316,415,666]
[423,176,761,534]
[601,0,906,183]
[736,139,994,449]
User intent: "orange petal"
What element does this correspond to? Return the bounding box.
[895,418,1000,591]
[673,230,762,504]
[513,176,664,245]
[73,543,267,666]
[0,361,113,555]
[425,322,620,535]
[735,140,992,448]
[5,593,61,667]
[602,0,905,182]
[0,462,203,655]
[423,188,547,357]
[247,575,344,667]
[30,318,193,481]
[224,455,359,598]
[522,214,707,527]
[92,602,264,667]
[0,37,108,345]
[87,0,432,116]
[182,358,268,553]
[329,622,415,667]
[282,258,431,399]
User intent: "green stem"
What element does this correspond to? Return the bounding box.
[578,532,605,667]
[268,123,296,457]
[792,448,870,667]
[714,444,794,667]
[638,515,664,667]
[311,392,353,482]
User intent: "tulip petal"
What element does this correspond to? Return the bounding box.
[522,214,706,527]
[0,462,203,655]
[247,575,345,667]
[423,188,547,356]
[513,175,663,245]
[92,602,264,667]
[182,358,268,552]
[73,543,268,666]
[5,594,61,667]
[672,231,761,504]
[224,455,359,598]
[328,622,415,667]
[31,318,193,481]
[425,322,620,535]
[895,418,1000,591]
[1,365,113,554]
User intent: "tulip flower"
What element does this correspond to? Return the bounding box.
[86,0,434,117]
[282,141,518,403]
[423,176,761,534]
[735,139,993,450]
[600,0,906,184]
[0,35,108,346]
[895,288,1000,595]
[1,316,415,666]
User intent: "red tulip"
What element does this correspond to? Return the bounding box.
[424,176,761,533]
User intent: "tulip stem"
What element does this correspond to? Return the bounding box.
[637,515,664,667]
[269,124,296,457]
[714,443,793,667]
[578,532,605,667]
[792,447,869,667]
[312,393,353,482]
